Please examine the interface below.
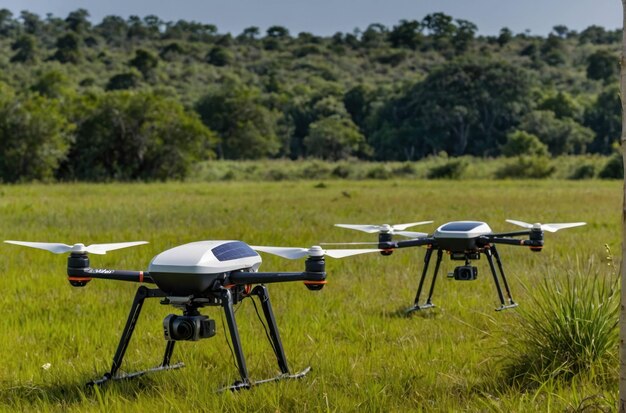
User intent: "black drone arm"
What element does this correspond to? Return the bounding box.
[67,266,155,284]
[66,253,154,286]
[480,236,544,248]
[228,271,326,285]
[379,237,436,250]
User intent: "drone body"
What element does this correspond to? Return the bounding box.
[431,221,493,251]
[6,238,379,390]
[334,219,585,312]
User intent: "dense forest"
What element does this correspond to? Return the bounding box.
[0,9,621,181]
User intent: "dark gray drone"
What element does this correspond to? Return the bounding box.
[333,219,586,312]
[4,239,379,390]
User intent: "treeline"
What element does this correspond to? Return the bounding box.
[0,9,621,181]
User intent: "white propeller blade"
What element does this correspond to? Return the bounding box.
[251,245,380,260]
[335,221,433,234]
[4,240,148,254]
[394,231,428,238]
[505,219,586,233]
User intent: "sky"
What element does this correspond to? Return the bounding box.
[0,0,622,37]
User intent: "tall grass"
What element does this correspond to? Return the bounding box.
[499,251,619,390]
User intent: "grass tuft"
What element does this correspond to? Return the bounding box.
[498,254,619,390]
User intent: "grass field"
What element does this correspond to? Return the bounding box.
[0,180,620,412]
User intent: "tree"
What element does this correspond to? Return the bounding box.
[501,130,549,157]
[65,8,90,33]
[369,58,535,159]
[10,34,37,63]
[303,115,369,160]
[206,46,232,66]
[585,85,621,153]
[62,91,217,181]
[388,20,422,49]
[129,48,158,78]
[519,110,594,155]
[51,32,82,63]
[0,83,73,182]
[497,27,513,47]
[95,15,128,45]
[586,49,619,82]
[195,82,281,159]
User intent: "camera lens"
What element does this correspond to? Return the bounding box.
[172,318,195,340]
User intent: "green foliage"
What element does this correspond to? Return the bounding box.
[0,9,621,180]
[61,90,217,181]
[568,163,597,180]
[0,83,73,182]
[304,115,370,160]
[51,32,82,63]
[106,70,142,91]
[205,46,232,66]
[10,34,37,63]
[30,69,72,99]
[502,130,549,157]
[586,49,619,82]
[129,49,158,78]
[500,262,618,388]
[426,157,468,179]
[598,152,623,179]
[495,156,555,179]
[519,110,594,155]
[585,85,621,154]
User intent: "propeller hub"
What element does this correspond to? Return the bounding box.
[308,246,325,257]
[380,224,392,233]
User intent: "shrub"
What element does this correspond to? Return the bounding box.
[366,164,391,179]
[495,156,555,179]
[598,152,623,179]
[568,163,596,180]
[499,260,618,389]
[427,158,468,179]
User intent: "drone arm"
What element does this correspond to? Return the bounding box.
[380,237,435,250]
[228,271,326,285]
[483,236,543,248]
[67,267,155,284]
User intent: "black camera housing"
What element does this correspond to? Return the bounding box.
[163,314,216,341]
[453,265,478,281]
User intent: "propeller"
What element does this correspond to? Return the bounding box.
[505,219,586,233]
[251,245,380,260]
[4,240,149,255]
[334,221,433,238]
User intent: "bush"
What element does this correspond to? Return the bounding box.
[568,163,596,180]
[598,152,623,179]
[499,262,618,389]
[495,156,555,179]
[427,158,468,179]
[366,164,392,179]
[502,130,549,157]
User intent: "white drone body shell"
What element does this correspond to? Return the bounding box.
[148,240,262,296]
[433,221,493,239]
[149,240,262,275]
[432,221,493,252]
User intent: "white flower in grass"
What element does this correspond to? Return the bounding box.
[41,363,51,370]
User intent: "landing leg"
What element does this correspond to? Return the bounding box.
[252,285,289,374]
[491,245,516,309]
[88,287,183,386]
[407,247,436,313]
[220,288,251,390]
[485,247,518,311]
[219,286,311,392]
